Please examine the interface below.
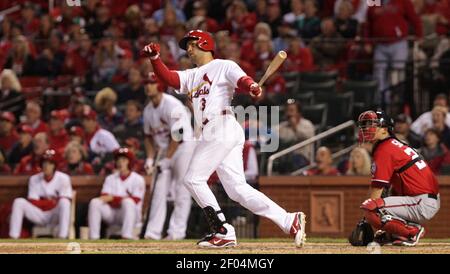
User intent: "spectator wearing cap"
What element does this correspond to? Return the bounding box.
[0,111,19,154]
[68,125,84,145]
[284,36,315,72]
[334,0,359,39]
[0,69,26,119]
[23,101,48,136]
[112,100,144,144]
[278,99,315,170]
[0,148,11,174]
[394,113,422,148]
[309,17,347,69]
[304,146,341,176]
[116,67,146,105]
[61,141,94,175]
[8,124,34,168]
[94,87,124,132]
[82,107,120,159]
[48,109,70,155]
[411,93,450,136]
[14,132,50,175]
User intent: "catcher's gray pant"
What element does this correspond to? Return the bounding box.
[381,194,440,224]
[183,115,296,234]
[144,143,194,240]
[9,198,71,239]
[373,39,408,104]
[88,197,140,239]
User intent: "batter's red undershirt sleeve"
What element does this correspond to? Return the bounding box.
[150,58,181,89]
[236,76,255,94]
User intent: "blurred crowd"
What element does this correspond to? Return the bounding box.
[1,0,450,176]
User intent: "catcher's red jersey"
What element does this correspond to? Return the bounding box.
[371,137,439,196]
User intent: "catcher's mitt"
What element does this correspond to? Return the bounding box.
[348,218,374,246]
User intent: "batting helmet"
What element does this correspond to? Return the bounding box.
[179,30,214,53]
[357,110,394,143]
[113,147,135,169]
[41,149,58,167]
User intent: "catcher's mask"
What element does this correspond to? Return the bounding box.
[357,110,393,144]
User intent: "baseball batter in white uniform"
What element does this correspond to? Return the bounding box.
[9,149,73,239]
[88,148,146,239]
[142,74,195,240]
[142,30,306,248]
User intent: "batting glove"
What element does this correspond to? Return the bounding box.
[144,158,155,175]
[249,83,262,98]
[142,43,161,60]
[158,158,172,171]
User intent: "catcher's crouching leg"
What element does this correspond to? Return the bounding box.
[361,198,421,240]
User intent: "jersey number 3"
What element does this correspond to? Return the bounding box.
[200,98,206,111]
[392,139,427,170]
[404,147,427,170]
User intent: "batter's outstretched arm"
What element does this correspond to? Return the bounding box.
[142,43,181,89]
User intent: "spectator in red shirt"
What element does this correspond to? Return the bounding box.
[23,101,48,136]
[240,22,272,64]
[48,109,70,155]
[14,132,50,175]
[365,0,423,105]
[304,146,341,175]
[61,141,94,175]
[63,33,94,77]
[0,111,18,154]
[224,41,256,79]
[20,2,40,38]
[222,0,258,39]
[284,36,315,72]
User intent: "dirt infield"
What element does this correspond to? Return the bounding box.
[1,239,450,254]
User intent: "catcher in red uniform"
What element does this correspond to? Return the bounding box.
[356,110,440,247]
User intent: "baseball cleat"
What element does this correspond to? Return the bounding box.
[290,212,306,248]
[392,226,425,247]
[197,223,237,248]
[197,234,237,248]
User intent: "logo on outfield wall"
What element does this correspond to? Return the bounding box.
[367,0,381,6]
[66,0,81,6]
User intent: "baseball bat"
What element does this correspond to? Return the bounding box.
[139,150,163,239]
[258,50,288,87]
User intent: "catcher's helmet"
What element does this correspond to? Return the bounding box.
[357,110,394,143]
[179,30,214,53]
[114,147,135,169]
[41,149,57,166]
